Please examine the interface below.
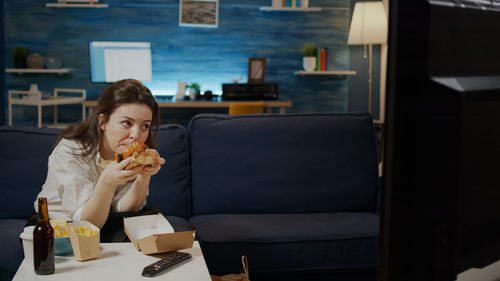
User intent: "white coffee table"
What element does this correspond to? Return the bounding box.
[13,241,211,281]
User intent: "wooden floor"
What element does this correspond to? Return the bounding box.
[457,259,500,281]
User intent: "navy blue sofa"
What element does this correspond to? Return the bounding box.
[0,113,380,280]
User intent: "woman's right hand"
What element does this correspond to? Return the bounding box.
[99,157,145,187]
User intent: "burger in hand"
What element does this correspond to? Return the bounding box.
[117,142,159,170]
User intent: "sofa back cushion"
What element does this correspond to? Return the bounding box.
[0,126,60,219]
[148,124,190,219]
[188,113,379,215]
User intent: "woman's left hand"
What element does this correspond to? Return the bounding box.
[140,149,165,176]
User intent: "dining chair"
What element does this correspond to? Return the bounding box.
[228,101,265,115]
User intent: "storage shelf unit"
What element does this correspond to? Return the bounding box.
[46,2,108,8]
[259,6,322,12]
[8,88,86,128]
[294,70,357,76]
[5,68,73,75]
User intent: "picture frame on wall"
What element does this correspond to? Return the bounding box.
[248,58,267,84]
[179,0,219,28]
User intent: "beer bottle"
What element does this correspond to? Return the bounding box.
[33,197,55,275]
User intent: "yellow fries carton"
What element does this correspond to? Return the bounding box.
[68,221,100,261]
[124,214,195,255]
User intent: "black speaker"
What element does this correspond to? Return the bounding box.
[222,83,278,100]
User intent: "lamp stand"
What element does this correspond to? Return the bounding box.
[368,44,373,114]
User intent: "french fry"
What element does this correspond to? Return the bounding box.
[50,217,69,238]
[70,226,99,237]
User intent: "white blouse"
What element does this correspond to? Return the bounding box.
[35,138,137,221]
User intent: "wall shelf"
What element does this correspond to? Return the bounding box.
[46,2,108,8]
[5,68,73,75]
[259,7,322,12]
[294,70,357,76]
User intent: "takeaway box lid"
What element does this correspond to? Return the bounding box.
[124,214,195,255]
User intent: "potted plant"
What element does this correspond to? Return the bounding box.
[12,47,28,69]
[186,83,201,100]
[301,43,317,71]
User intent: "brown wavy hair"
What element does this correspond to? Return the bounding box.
[58,79,160,159]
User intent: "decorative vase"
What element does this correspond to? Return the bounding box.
[303,56,316,71]
[26,53,44,69]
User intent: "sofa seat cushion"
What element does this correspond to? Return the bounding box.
[0,219,28,273]
[165,215,195,232]
[190,212,379,274]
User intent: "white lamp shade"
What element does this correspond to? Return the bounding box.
[347,1,388,45]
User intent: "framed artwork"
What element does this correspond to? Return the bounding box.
[179,0,219,28]
[248,58,266,84]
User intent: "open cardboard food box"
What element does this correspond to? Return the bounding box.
[124,214,195,255]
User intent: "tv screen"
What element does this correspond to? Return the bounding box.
[89,41,152,83]
[380,1,500,281]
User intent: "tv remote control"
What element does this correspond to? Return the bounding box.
[142,251,192,277]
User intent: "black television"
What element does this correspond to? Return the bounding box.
[380,1,500,281]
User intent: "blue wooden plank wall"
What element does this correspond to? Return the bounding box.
[3,0,379,125]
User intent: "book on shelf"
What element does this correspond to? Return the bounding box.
[320,48,327,71]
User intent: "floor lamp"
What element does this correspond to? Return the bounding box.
[347,1,388,115]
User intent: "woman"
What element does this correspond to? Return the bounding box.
[34,79,165,241]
